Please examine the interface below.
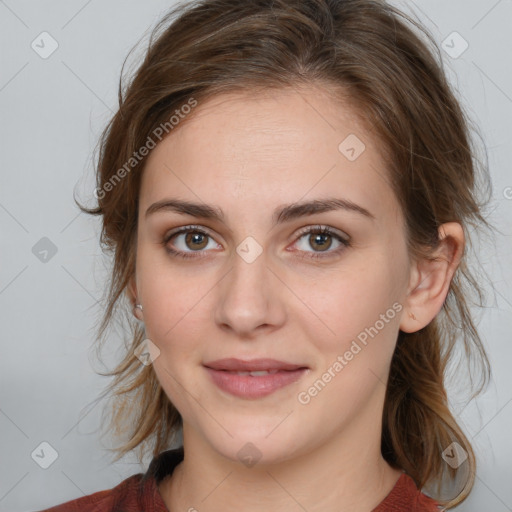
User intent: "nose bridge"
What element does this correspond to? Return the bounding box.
[214,243,283,335]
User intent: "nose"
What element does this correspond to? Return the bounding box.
[213,247,286,339]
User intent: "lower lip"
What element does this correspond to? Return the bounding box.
[204,367,308,399]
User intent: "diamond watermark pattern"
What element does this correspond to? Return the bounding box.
[338,134,366,161]
[31,31,59,59]
[32,237,58,263]
[442,442,468,468]
[441,32,469,59]
[134,338,161,366]
[236,236,263,264]
[31,441,59,469]
[237,442,262,468]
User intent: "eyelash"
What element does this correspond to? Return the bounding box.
[162,224,351,261]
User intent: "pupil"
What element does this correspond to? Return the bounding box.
[187,232,207,250]
[183,232,333,253]
[312,233,331,251]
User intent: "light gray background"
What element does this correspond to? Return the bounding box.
[0,1,511,511]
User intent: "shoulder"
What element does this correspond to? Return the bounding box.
[373,472,441,512]
[33,448,184,512]
[34,472,158,512]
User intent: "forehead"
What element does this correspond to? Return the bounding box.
[139,86,400,228]
[168,86,367,151]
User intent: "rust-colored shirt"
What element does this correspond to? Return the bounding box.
[36,447,439,511]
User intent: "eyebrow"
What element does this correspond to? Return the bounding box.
[145,197,375,225]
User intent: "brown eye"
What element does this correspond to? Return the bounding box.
[163,226,218,260]
[308,232,333,252]
[183,231,209,250]
[293,225,350,260]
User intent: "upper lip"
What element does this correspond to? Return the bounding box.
[204,358,307,371]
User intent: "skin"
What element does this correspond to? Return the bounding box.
[128,85,464,512]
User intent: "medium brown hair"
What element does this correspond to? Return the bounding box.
[77,0,495,507]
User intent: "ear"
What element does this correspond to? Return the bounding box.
[399,222,465,333]
[126,274,144,321]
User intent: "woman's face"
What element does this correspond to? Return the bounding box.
[132,86,414,465]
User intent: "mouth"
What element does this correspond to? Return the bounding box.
[204,357,307,372]
[203,358,309,399]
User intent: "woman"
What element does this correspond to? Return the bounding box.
[39,0,494,510]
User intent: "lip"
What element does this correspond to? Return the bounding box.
[203,358,309,399]
[204,358,306,371]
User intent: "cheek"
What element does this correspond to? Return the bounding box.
[144,284,208,411]
[144,292,207,357]
[136,240,205,339]
[297,284,401,418]
[296,261,402,350]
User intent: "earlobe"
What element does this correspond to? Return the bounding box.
[399,222,465,333]
[133,303,144,321]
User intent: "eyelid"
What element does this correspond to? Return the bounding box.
[163,224,220,249]
[163,223,350,260]
[164,224,217,243]
[164,224,348,243]
[292,224,349,243]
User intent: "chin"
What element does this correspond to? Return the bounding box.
[201,422,307,468]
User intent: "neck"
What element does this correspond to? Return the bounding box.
[159,390,402,512]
